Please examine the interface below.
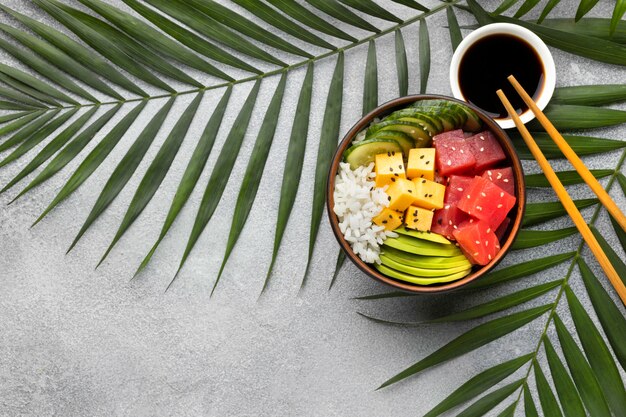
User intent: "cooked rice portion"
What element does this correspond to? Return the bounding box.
[333,162,397,264]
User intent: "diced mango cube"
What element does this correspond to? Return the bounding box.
[404,205,434,232]
[372,207,403,231]
[406,148,435,180]
[411,178,446,210]
[375,152,405,188]
[386,178,416,211]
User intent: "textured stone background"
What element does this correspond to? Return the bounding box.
[0,1,624,416]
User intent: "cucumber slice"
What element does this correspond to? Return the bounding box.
[367,120,431,143]
[459,106,483,131]
[344,138,402,169]
[397,114,442,135]
[367,130,414,154]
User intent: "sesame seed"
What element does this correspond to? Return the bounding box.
[497,204,503,208]
[476,206,483,211]
[500,192,504,197]
[428,194,433,197]
[497,173,502,179]
[392,151,396,156]
[413,218,418,222]
[387,196,391,201]
[487,170,492,176]
[453,225,458,230]
[475,240,480,244]
[448,220,452,225]
[388,214,393,219]
[391,178,396,182]
[424,193,428,197]
[503,179,509,182]
[486,228,491,233]
[485,240,489,246]
[444,205,450,209]
[480,147,484,152]
[467,195,471,199]
[457,187,463,192]
[447,160,452,166]
[473,252,479,256]
[469,218,474,223]
[480,135,485,140]
[422,179,426,183]
[408,189,413,193]
[437,218,442,225]
[382,220,387,224]
[394,173,399,177]
[425,161,430,165]
[480,192,486,197]
[387,152,391,157]
[488,254,492,260]
[390,167,394,172]
[420,155,424,159]
[420,174,424,178]
[451,146,456,151]
[398,165,403,169]
[460,149,464,154]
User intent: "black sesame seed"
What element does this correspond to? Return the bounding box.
[437,218,442,225]
[391,178,396,182]
[394,173,399,177]
[420,155,424,159]
[387,152,391,157]
[388,215,393,219]
[390,167,394,172]
[428,194,433,197]
[413,218,418,222]
[424,193,428,197]
[392,151,396,156]
[408,189,412,193]
[420,174,424,178]
[382,220,387,224]
[387,196,391,201]
[425,161,430,165]
[421,179,426,183]
[426,230,431,234]
[398,164,402,169]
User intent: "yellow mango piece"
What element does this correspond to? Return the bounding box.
[406,148,435,180]
[411,178,446,210]
[375,152,405,188]
[386,178,416,211]
[404,205,435,232]
[372,208,404,231]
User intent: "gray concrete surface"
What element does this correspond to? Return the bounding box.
[0,1,624,416]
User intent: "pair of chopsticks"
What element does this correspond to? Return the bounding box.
[497,75,626,306]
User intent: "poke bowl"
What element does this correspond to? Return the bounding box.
[326,95,525,293]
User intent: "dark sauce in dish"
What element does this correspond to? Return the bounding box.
[458,34,544,119]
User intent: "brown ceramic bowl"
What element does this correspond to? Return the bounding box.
[326,95,525,293]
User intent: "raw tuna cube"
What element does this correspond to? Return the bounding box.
[433,132,477,176]
[495,217,511,242]
[453,220,500,265]
[445,175,474,204]
[457,176,516,230]
[432,205,469,240]
[465,131,506,171]
[482,167,515,196]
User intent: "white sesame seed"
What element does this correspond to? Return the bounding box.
[497,204,503,208]
[445,205,450,209]
[486,228,491,233]
[503,179,509,182]
[467,195,471,199]
[448,220,452,225]
[460,149,464,154]
[453,225,458,229]
[451,146,456,151]
[447,160,452,166]
[473,252,479,256]
[480,192,486,197]
[469,219,474,223]
[479,135,485,140]
[485,240,489,246]
[475,240,480,244]
[480,147,484,152]
[476,205,483,211]
[500,192,504,197]
[488,254,492,260]
[487,170,492,176]
[457,187,463,191]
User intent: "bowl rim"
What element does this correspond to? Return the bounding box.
[325,94,526,294]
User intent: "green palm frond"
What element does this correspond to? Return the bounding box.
[0,2,625,414]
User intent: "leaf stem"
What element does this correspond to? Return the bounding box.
[511,147,626,408]
[41,1,459,111]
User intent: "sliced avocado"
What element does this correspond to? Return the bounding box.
[380,254,473,277]
[344,138,402,169]
[375,263,472,285]
[382,246,472,269]
[394,226,452,245]
[383,235,462,257]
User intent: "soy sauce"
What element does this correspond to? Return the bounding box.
[458,34,544,119]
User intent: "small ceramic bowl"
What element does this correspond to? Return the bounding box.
[449,22,556,129]
[326,95,525,293]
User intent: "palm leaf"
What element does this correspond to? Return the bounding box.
[173,82,261,288]
[32,0,174,93]
[1,107,99,194]
[523,198,598,227]
[267,0,357,42]
[0,108,78,168]
[564,286,626,415]
[0,109,61,154]
[0,71,62,107]
[524,169,613,187]
[576,0,600,21]
[551,84,626,106]
[363,40,379,116]
[523,383,539,417]
[377,305,552,389]
[77,0,232,81]
[145,0,285,67]
[0,100,41,112]
[589,225,626,283]
[423,354,532,417]
[0,85,48,108]
[391,0,428,12]
[121,0,258,75]
[463,252,575,290]
[0,4,146,97]
[264,63,314,291]
[303,52,344,287]
[231,0,337,51]
[537,0,562,24]
[419,19,430,94]
[543,338,586,417]
[184,0,312,58]
[215,74,287,294]
[0,110,46,138]
[496,402,517,417]
[135,88,232,277]
[328,250,346,290]
[540,18,626,43]
[62,99,174,241]
[531,104,626,130]
[553,314,612,416]
[512,132,626,160]
[457,380,523,417]
[338,0,402,23]
[611,0,626,36]
[493,0,519,15]
[14,105,120,204]
[0,63,78,106]
[360,280,561,325]
[36,102,147,228]
[98,94,203,266]
[511,227,578,250]
[513,0,541,19]
[394,29,409,96]
[578,258,626,369]
[0,22,124,101]
[533,360,563,417]
[0,111,36,125]
[446,6,462,52]
[305,0,380,33]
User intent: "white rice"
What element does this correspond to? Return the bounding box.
[333,162,397,264]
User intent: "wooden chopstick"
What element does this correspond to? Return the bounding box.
[507,75,626,233]
[497,89,626,306]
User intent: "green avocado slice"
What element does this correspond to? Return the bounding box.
[394,226,453,245]
[383,235,462,257]
[380,254,472,277]
[381,246,472,269]
[375,263,472,285]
